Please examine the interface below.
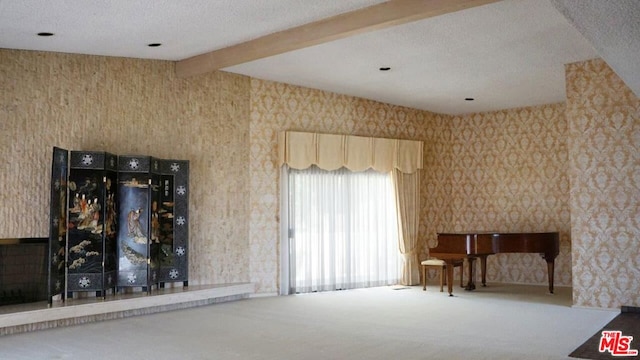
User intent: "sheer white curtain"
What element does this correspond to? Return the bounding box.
[287,165,401,294]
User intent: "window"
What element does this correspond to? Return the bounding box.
[286,166,401,293]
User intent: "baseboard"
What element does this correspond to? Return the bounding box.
[570,304,620,312]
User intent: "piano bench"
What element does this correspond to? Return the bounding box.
[421,259,463,292]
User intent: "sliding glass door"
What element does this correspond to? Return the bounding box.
[287,166,401,293]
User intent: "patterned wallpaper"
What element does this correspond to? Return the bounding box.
[565,59,640,309]
[248,79,572,293]
[442,105,572,287]
[2,49,636,309]
[248,80,436,293]
[0,49,252,287]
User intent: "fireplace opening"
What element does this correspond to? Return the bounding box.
[0,238,48,306]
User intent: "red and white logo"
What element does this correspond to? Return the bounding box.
[599,330,638,356]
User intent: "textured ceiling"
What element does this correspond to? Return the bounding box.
[0,0,634,115]
[225,0,597,114]
[551,0,640,98]
[0,0,386,60]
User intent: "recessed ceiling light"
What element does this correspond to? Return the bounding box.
[379,67,391,71]
[148,43,162,47]
[465,97,475,101]
[37,32,54,37]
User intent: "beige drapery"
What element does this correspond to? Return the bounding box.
[278,131,423,174]
[391,169,421,285]
[279,131,423,286]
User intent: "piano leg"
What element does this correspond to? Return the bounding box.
[480,255,488,287]
[547,259,555,294]
[465,257,476,291]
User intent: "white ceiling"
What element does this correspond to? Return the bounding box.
[0,0,636,115]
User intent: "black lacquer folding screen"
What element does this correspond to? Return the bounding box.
[48,147,68,305]
[66,151,118,297]
[116,155,161,292]
[157,159,189,287]
[47,148,189,302]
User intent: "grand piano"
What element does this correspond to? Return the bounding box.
[429,232,559,296]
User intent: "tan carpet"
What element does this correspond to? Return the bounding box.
[0,283,619,360]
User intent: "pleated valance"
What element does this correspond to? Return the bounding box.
[278,131,423,174]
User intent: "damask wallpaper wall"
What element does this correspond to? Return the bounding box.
[248,80,572,294]
[565,59,640,309]
[0,49,636,309]
[247,81,437,293]
[442,105,572,286]
[248,61,638,309]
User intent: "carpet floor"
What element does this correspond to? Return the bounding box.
[0,284,620,360]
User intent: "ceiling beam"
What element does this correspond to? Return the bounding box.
[175,0,501,78]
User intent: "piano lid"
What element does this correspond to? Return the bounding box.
[433,232,559,256]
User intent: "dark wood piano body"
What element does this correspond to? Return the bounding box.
[429,232,559,296]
